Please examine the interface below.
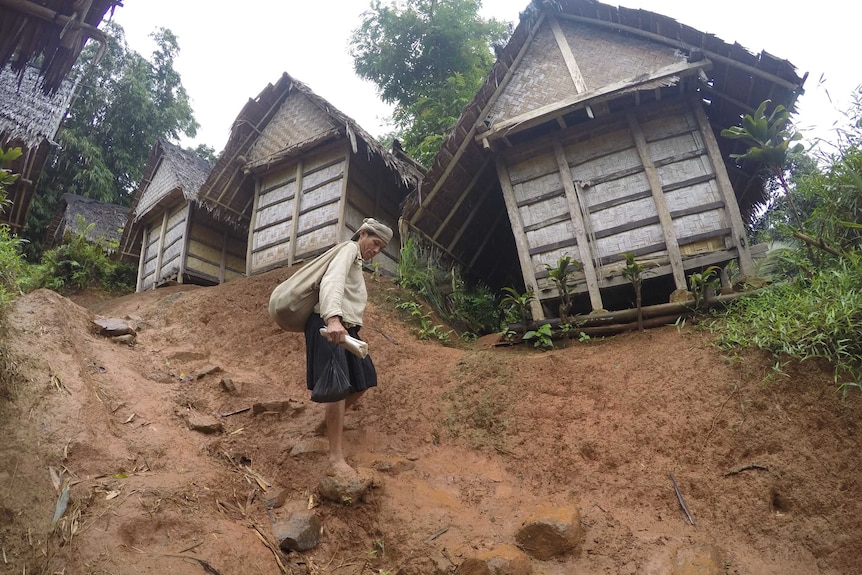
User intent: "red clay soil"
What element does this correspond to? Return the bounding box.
[0,267,860,575]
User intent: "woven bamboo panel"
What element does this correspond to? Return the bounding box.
[560,21,684,91]
[256,194,294,229]
[657,156,712,189]
[302,157,344,189]
[526,220,576,252]
[136,166,178,219]
[295,224,338,260]
[259,179,296,211]
[249,92,336,163]
[590,196,657,235]
[260,162,298,191]
[571,145,641,184]
[521,195,569,229]
[639,107,695,140]
[531,245,582,275]
[187,239,223,264]
[664,181,721,212]
[647,132,705,165]
[487,24,573,126]
[585,172,649,209]
[596,223,664,258]
[252,241,291,271]
[252,220,291,253]
[673,211,727,241]
[561,127,633,170]
[506,147,557,183]
[512,171,561,206]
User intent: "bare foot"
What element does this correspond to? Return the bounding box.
[327,459,357,477]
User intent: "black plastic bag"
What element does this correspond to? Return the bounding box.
[311,353,351,403]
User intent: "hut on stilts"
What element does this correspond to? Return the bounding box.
[118,139,246,291]
[195,72,420,277]
[402,0,805,325]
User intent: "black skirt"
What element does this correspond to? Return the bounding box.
[304,313,377,394]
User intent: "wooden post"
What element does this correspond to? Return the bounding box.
[496,157,545,321]
[135,226,147,292]
[177,203,192,284]
[288,160,303,265]
[692,99,756,277]
[246,180,261,276]
[337,147,350,241]
[553,139,604,311]
[627,110,687,290]
[548,14,588,93]
[153,211,168,289]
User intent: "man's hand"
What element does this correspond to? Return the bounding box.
[324,316,347,343]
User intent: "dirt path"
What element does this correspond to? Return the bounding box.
[1,270,860,574]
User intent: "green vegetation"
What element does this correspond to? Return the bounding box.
[711,93,862,391]
[350,0,509,166]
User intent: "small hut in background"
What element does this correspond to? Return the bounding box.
[402,0,805,321]
[118,139,246,291]
[0,65,76,232]
[196,72,420,277]
[44,193,128,250]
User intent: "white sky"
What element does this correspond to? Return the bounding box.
[112,1,857,154]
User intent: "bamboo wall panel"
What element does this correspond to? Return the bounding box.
[595,223,664,258]
[487,23,571,126]
[585,172,649,208]
[664,181,721,212]
[140,227,160,290]
[521,194,569,229]
[559,21,684,92]
[136,166,177,219]
[249,92,335,163]
[157,205,188,281]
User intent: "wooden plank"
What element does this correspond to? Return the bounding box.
[554,139,604,311]
[338,146,350,241]
[516,187,565,208]
[153,211,168,290]
[135,226,147,292]
[496,158,545,321]
[548,14,588,93]
[692,99,755,277]
[288,160,303,266]
[246,179,261,276]
[177,202,193,284]
[528,236,578,256]
[523,212,571,234]
[627,110,687,290]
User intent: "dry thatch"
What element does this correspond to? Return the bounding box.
[118,139,213,260]
[0,0,119,95]
[1,63,76,231]
[404,0,805,278]
[196,71,421,227]
[43,193,128,249]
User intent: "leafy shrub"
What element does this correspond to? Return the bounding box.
[27,217,135,295]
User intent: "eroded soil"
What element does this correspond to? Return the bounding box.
[0,268,860,574]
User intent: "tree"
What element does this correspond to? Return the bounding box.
[350,0,509,166]
[26,22,198,256]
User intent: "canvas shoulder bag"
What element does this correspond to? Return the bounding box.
[268,241,355,332]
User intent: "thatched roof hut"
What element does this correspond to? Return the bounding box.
[0,0,118,95]
[403,0,805,319]
[43,193,128,250]
[0,63,76,231]
[196,72,420,275]
[118,139,245,291]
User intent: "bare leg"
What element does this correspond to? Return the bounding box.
[325,391,365,475]
[315,390,364,435]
